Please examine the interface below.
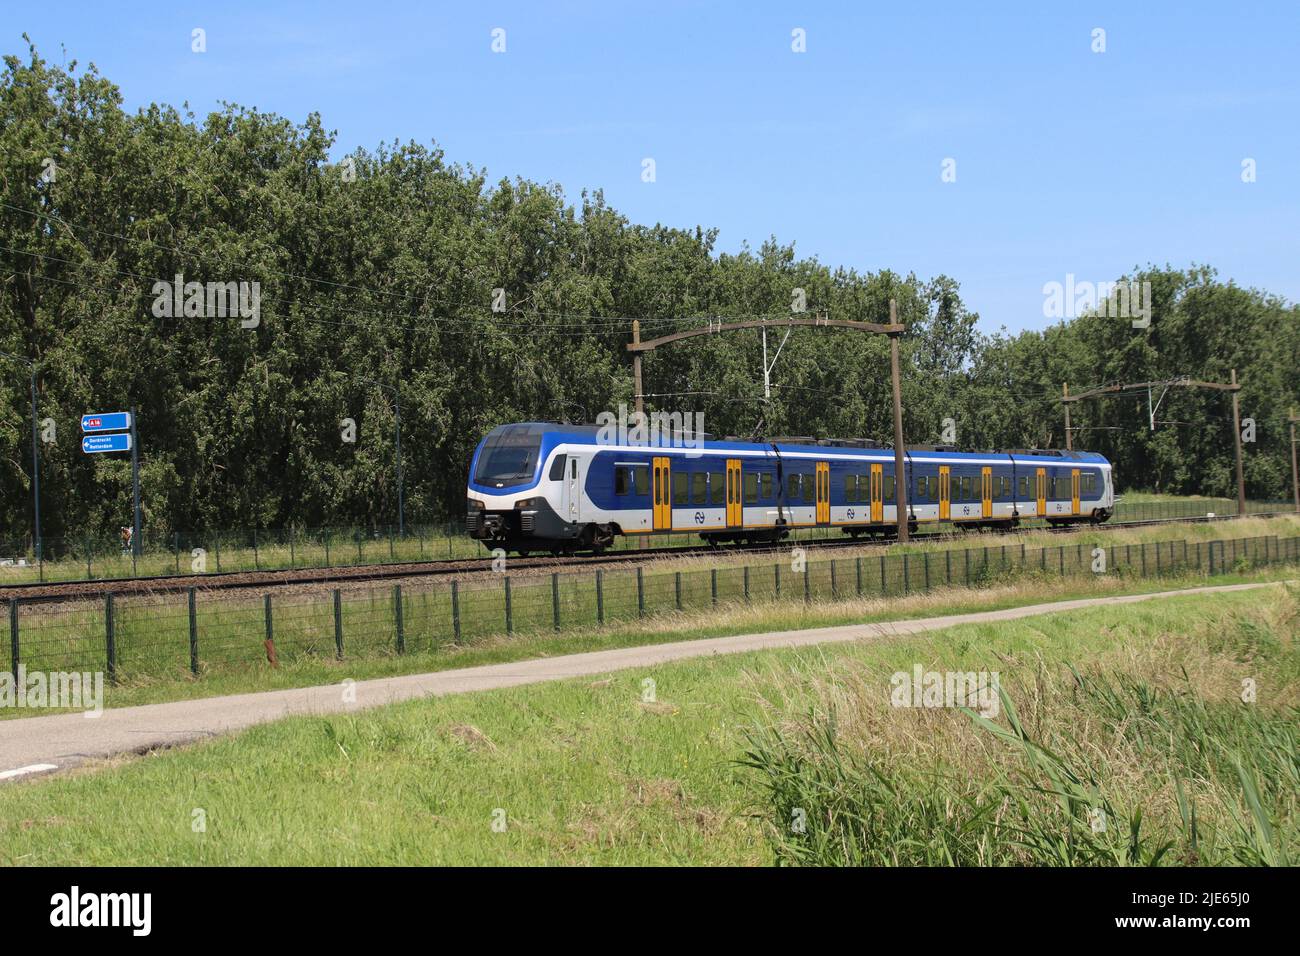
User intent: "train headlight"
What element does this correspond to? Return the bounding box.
[466,497,485,511]
[514,498,540,509]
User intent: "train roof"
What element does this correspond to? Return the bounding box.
[490,422,1111,466]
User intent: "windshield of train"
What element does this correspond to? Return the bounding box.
[473,424,545,488]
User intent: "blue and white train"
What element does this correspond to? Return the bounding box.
[466,422,1115,554]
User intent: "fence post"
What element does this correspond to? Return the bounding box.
[333,589,344,659]
[945,550,951,585]
[902,553,910,595]
[880,554,886,593]
[923,553,930,592]
[503,576,513,635]
[395,584,405,652]
[803,562,811,604]
[174,532,180,575]
[675,571,683,611]
[253,528,260,571]
[830,559,838,599]
[289,529,296,569]
[324,531,331,567]
[214,534,221,573]
[105,593,116,684]
[86,534,93,580]
[596,570,604,625]
[775,563,782,600]
[711,568,718,606]
[552,573,560,631]
[188,588,198,675]
[451,581,462,642]
[855,557,862,596]
[744,564,751,602]
[9,598,18,679]
[263,593,276,666]
[965,548,971,584]
[637,566,645,617]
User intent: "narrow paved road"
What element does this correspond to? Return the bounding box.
[0,581,1284,782]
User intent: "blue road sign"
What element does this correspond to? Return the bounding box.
[82,433,133,454]
[82,412,132,433]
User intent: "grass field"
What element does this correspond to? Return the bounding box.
[5,516,1299,714]
[5,516,1299,712]
[0,582,1294,865]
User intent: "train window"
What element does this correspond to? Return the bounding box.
[744,472,758,504]
[615,466,629,495]
[915,476,926,499]
[788,474,800,501]
[692,472,708,505]
[709,472,725,505]
[844,475,857,503]
[631,465,647,495]
[761,473,773,499]
[571,459,578,479]
[1019,475,1029,498]
[961,476,973,500]
[548,454,567,481]
[884,475,894,500]
[673,471,688,506]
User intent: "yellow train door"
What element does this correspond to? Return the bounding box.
[1036,467,1047,516]
[981,466,992,519]
[870,464,883,522]
[939,466,951,520]
[1071,468,1080,516]
[652,456,671,531]
[726,459,742,528]
[815,461,830,524]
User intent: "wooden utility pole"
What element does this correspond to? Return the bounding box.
[631,319,643,419]
[627,309,909,539]
[1062,383,1072,451]
[1230,369,1246,516]
[1289,407,1299,514]
[889,299,909,542]
[1062,374,1244,510]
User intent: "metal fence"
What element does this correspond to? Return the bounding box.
[1,497,1293,585]
[4,531,1296,684]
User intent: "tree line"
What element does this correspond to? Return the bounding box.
[2,44,1297,543]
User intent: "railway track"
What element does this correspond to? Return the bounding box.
[2,511,1289,605]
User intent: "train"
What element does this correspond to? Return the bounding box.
[466,422,1115,555]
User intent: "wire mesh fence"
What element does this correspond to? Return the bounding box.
[4,531,1297,686]
[0,498,1294,586]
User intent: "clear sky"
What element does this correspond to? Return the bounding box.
[6,1,1297,333]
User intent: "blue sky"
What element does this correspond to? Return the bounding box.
[6,1,1298,333]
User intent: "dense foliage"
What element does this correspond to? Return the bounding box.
[2,45,1297,540]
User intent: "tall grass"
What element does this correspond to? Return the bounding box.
[739,585,1299,866]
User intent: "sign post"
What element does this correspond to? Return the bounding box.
[82,410,141,566]
[131,407,141,559]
